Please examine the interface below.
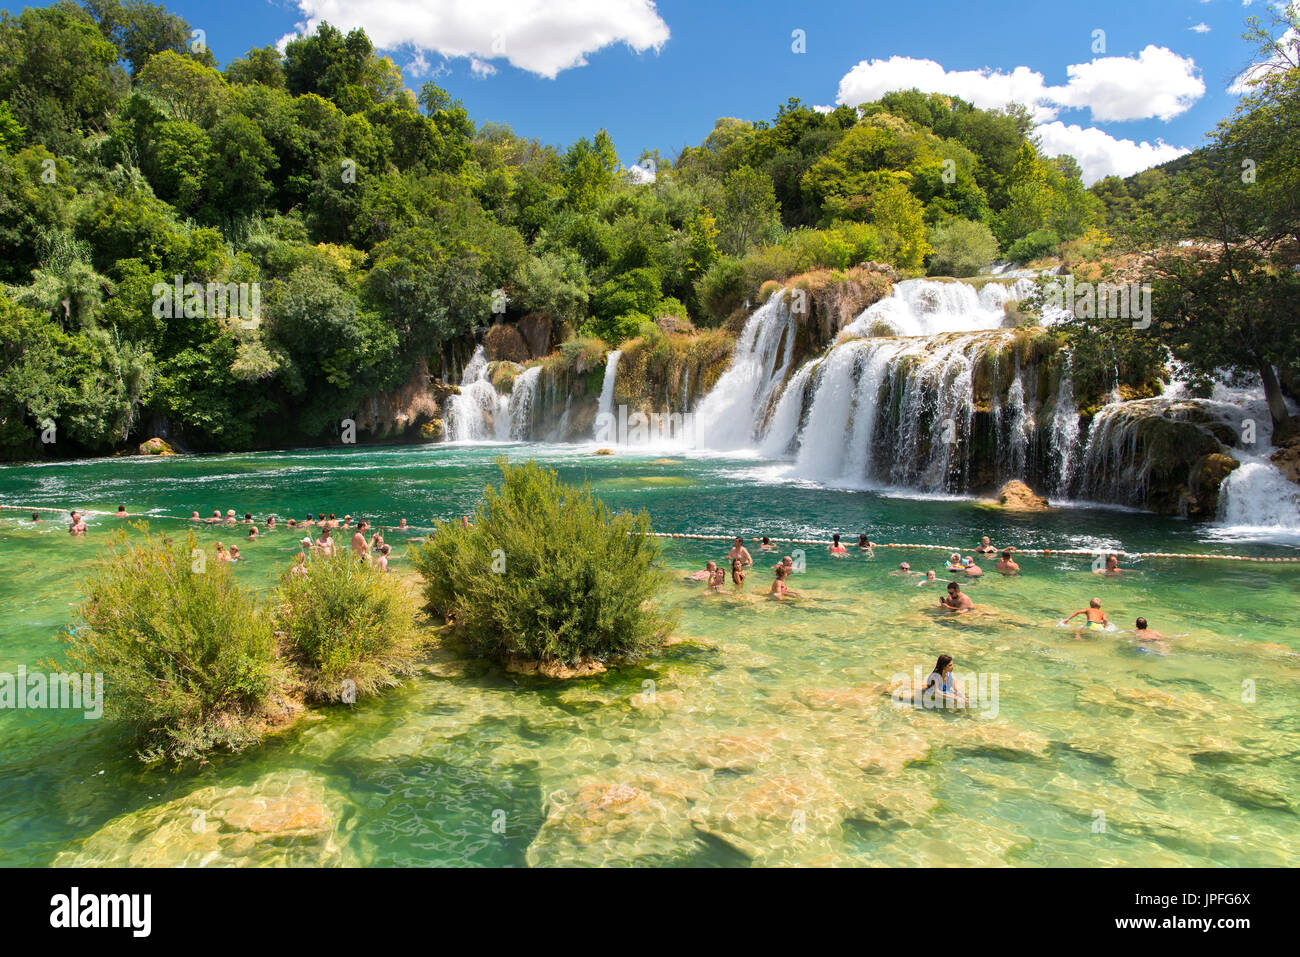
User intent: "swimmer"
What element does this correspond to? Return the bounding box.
[461,515,471,529]
[1064,598,1109,637]
[214,542,231,563]
[891,561,916,577]
[375,543,391,572]
[287,518,298,528]
[352,521,370,560]
[225,509,236,524]
[1133,617,1167,641]
[69,515,88,536]
[757,535,775,551]
[189,511,200,521]
[995,549,1020,575]
[290,552,308,579]
[31,512,41,523]
[962,556,983,578]
[706,562,726,593]
[315,527,337,557]
[975,536,997,555]
[829,533,847,556]
[857,533,877,551]
[299,535,314,551]
[228,545,242,562]
[689,560,719,582]
[247,526,259,539]
[116,506,127,519]
[773,555,795,574]
[923,654,967,706]
[302,514,315,527]
[916,570,940,586]
[398,518,408,530]
[726,537,753,567]
[730,558,747,590]
[1094,553,1126,576]
[769,564,796,599]
[243,512,253,524]
[945,553,964,572]
[939,581,974,613]
[266,516,276,529]
[207,510,222,525]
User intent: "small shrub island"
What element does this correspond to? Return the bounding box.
[412,459,678,676]
[60,461,675,764]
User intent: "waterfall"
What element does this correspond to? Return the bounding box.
[446,346,510,442]
[508,366,543,440]
[1048,359,1081,497]
[1217,454,1300,532]
[594,350,621,437]
[691,291,799,449]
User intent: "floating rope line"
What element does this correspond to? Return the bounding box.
[4,505,1297,562]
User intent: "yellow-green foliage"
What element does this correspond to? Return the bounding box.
[274,551,428,703]
[62,530,287,764]
[615,327,734,410]
[410,459,677,667]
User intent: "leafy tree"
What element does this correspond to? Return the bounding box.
[927,218,1000,276]
[717,166,782,256]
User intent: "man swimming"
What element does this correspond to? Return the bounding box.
[206,510,222,525]
[1094,553,1126,576]
[690,560,719,581]
[939,581,974,612]
[962,556,983,578]
[1133,617,1166,640]
[727,537,753,568]
[315,527,337,557]
[995,549,1020,575]
[892,561,914,577]
[1065,598,1109,636]
[116,506,127,519]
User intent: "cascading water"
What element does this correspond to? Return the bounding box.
[594,350,622,437]
[446,346,511,442]
[1217,455,1300,534]
[684,276,1300,530]
[691,291,799,450]
[508,366,543,441]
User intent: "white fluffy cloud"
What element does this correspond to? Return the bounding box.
[835,46,1203,123]
[1035,122,1190,184]
[287,0,670,79]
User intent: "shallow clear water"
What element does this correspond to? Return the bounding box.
[1,443,1297,866]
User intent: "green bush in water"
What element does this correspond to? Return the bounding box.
[274,550,428,703]
[411,458,677,667]
[62,531,287,764]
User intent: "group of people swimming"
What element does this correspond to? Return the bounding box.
[686,531,1165,642]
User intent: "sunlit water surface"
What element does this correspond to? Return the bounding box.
[1,443,1297,866]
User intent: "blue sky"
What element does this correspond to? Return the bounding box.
[6,0,1289,181]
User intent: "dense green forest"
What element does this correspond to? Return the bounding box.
[0,0,1296,456]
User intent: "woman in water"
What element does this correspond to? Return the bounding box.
[829,533,847,556]
[247,526,259,539]
[706,562,726,593]
[857,533,877,551]
[922,654,966,707]
[214,542,231,563]
[375,543,391,572]
[730,557,747,591]
[758,535,775,551]
[769,564,795,599]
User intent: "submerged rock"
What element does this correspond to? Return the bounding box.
[53,770,345,867]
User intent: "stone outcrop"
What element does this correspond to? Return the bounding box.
[996,480,1049,511]
[351,359,454,443]
[137,437,176,456]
